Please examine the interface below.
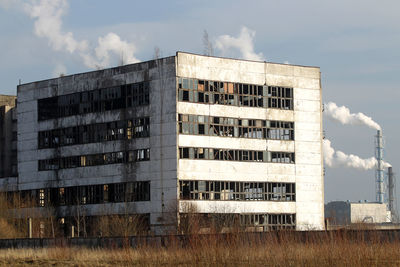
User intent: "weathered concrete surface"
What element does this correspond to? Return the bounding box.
[351,203,390,223]
[14,52,324,233]
[0,95,17,178]
[325,201,390,225]
[17,57,177,234]
[176,52,324,231]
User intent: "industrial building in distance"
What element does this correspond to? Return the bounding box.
[325,201,390,225]
[0,52,324,237]
[325,165,398,228]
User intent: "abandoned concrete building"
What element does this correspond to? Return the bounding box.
[0,52,324,236]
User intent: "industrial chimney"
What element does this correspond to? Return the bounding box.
[375,130,384,203]
[388,167,397,222]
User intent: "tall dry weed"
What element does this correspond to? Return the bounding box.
[0,230,399,266]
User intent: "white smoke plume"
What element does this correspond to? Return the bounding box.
[24,0,87,53]
[324,102,381,131]
[215,26,265,61]
[0,0,18,9]
[323,139,391,170]
[1,0,139,69]
[82,33,139,69]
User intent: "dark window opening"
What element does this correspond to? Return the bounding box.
[178,147,294,164]
[39,149,150,171]
[38,81,150,121]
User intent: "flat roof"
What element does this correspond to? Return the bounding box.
[176,51,320,69]
[18,51,319,88]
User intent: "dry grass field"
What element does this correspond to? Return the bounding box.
[0,232,399,266]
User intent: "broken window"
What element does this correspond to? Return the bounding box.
[238,213,296,230]
[112,183,125,202]
[267,121,294,140]
[180,181,191,200]
[38,81,150,121]
[179,180,295,201]
[270,152,295,164]
[178,114,294,141]
[127,148,150,162]
[21,181,151,207]
[179,147,293,163]
[178,147,294,164]
[38,117,150,149]
[179,213,295,231]
[38,158,59,171]
[177,77,292,110]
[268,86,293,110]
[38,96,58,121]
[85,184,103,204]
[80,186,87,204]
[39,149,150,171]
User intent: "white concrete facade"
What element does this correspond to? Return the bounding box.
[351,203,390,223]
[13,52,324,233]
[176,52,324,230]
[325,201,390,224]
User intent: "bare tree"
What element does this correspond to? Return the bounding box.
[0,192,24,238]
[119,51,125,66]
[178,202,203,234]
[203,30,214,56]
[153,46,162,60]
[94,202,149,237]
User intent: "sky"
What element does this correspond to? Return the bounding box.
[0,0,399,209]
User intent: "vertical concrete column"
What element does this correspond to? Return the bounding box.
[28,218,32,238]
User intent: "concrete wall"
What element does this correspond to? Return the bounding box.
[350,203,390,223]
[0,95,17,178]
[175,52,324,230]
[325,201,390,225]
[17,57,178,233]
[0,177,18,191]
[15,52,324,233]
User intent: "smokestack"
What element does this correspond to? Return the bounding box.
[375,130,385,203]
[388,167,396,221]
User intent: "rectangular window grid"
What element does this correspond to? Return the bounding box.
[179,180,295,201]
[178,114,294,140]
[179,147,295,164]
[38,149,150,171]
[177,77,293,110]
